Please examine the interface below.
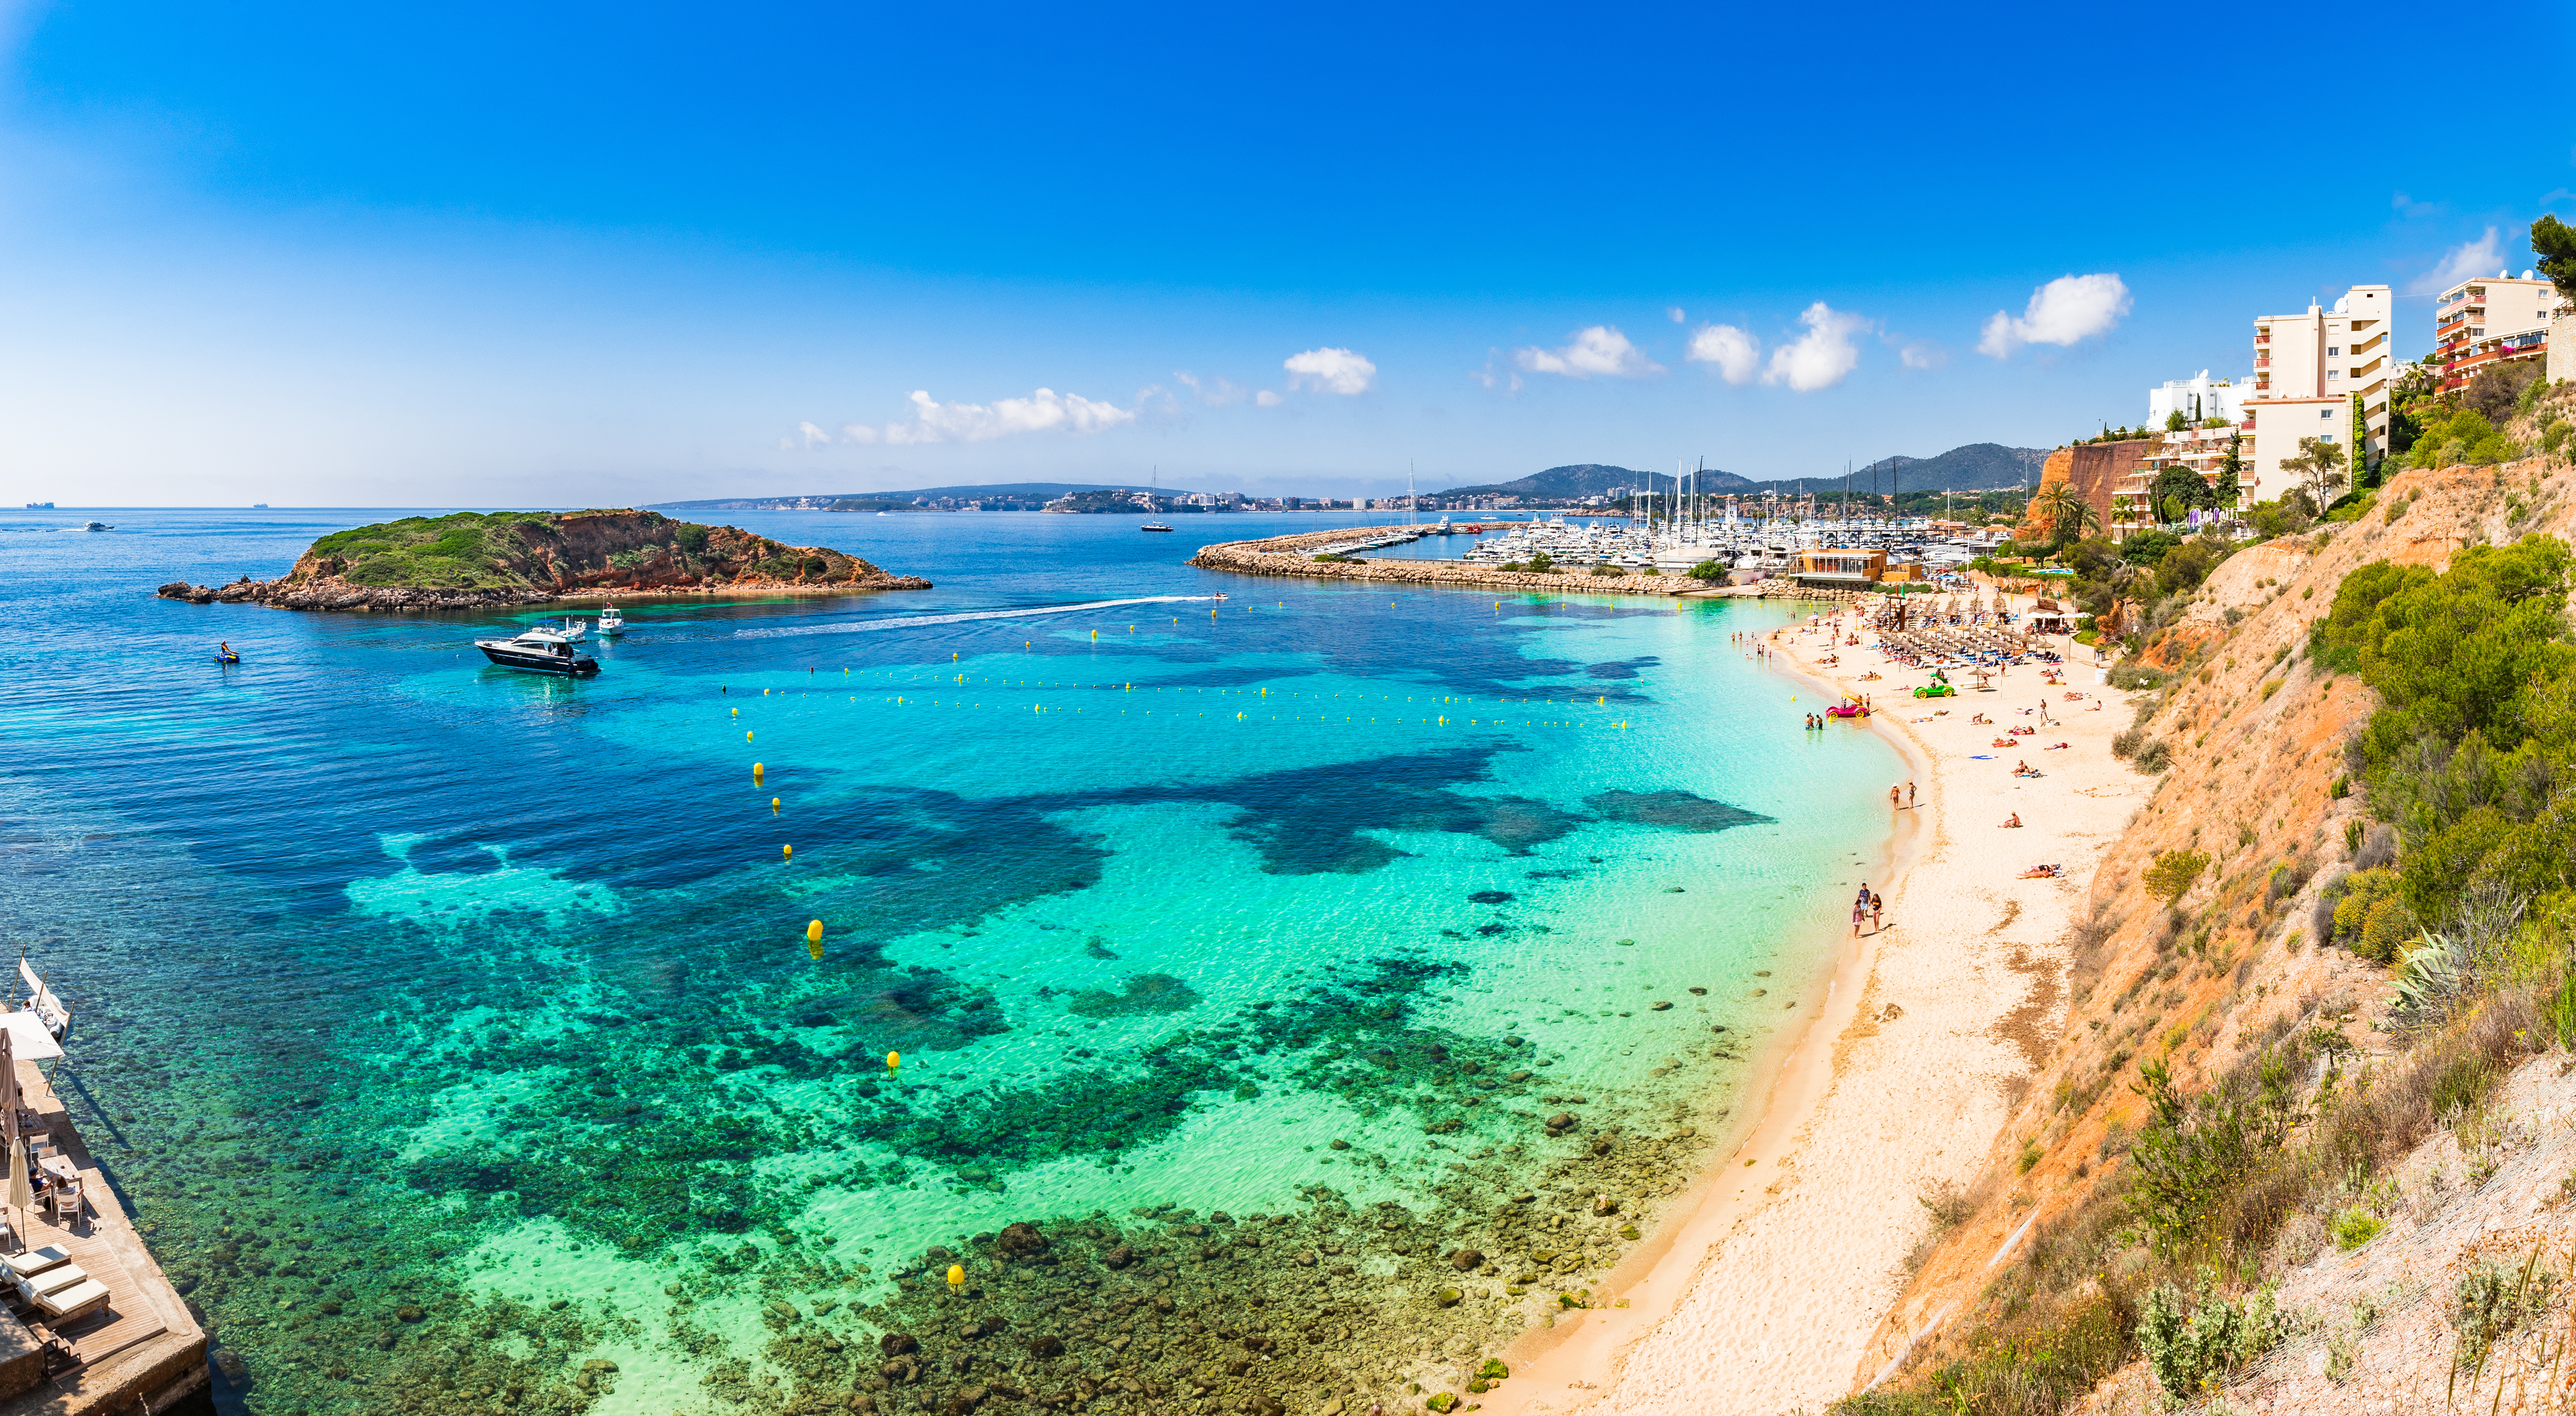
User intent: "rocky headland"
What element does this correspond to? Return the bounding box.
[157,508,930,611]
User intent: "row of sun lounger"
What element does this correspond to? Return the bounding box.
[0,1245,107,1323]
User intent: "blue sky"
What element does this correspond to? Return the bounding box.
[4,0,2572,506]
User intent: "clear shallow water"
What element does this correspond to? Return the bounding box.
[0,508,1898,1414]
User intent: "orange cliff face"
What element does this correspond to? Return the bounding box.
[2017,441,2160,543]
[2014,449,2076,540]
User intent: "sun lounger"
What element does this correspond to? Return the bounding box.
[21,1264,85,1298]
[31,1278,107,1322]
[0,1247,70,1283]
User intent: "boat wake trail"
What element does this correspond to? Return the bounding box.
[734,595,1223,638]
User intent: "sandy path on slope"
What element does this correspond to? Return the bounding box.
[1479,603,2148,1416]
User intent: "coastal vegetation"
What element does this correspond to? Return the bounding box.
[1851,379,2576,1414]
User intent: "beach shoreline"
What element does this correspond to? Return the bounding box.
[1481,601,2141,1416]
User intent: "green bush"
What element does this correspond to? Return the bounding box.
[676,522,711,554]
[2137,1275,2286,1397]
[2143,850,2210,905]
[1687,559,1725,582]
[2120,530,2180,566]
[1589,563,1622,577]
[2452,1258,2555,1375]
[2127,1055,2302,1256]
[2327,869,2408,961]
[2106,664,2167,691]
[2327,1206,2384,1250]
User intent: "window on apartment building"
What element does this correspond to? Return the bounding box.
[2320,409,2334,419]
[2327,347,2339,356]
[2329,369,2340,378]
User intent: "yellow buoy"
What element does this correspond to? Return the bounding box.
[746,730,754,742]
[808,918,823,944]
[946,1264,965,1290]
[753,762,764,783]
[1091,629,1097,641]
[886,1050,901,1071]
[782,843,793,859]
[771,796,782,813]
[731,707,738,717]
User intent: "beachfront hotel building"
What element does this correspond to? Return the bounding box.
[2250,285,2393,471]
[2433,272,2562,394]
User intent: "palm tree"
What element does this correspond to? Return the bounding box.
[2033,482,2102,547]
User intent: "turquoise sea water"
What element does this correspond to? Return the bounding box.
[0,509,1898,1415]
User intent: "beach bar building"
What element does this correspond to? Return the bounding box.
[1789,548,1887,587]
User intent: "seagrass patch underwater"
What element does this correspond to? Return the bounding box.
[0,510,1900,1414]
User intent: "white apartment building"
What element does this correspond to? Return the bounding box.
[2434,271,2561,393]
[2246,396,2352,506]
[2148,371,2252,427]
[2252,285,2394,469]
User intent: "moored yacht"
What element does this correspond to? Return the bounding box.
[475,626,600,676]
[597,605,624,635]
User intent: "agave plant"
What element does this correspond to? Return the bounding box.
[2390,931,2466,1016]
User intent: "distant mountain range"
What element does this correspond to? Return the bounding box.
[657,444,2047,513]
[1441,464,1750,500]
[1437,445,2045,502]
[656,482,1174,511]
[1851,443,2050,493]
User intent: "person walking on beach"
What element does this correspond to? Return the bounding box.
[1870,891,1884,932]
[1889,784,1902,812]
[1906,780,1917,809]
[1852,896,1867,937]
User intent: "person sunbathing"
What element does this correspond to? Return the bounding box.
[2044,741,2070,750]
[2001,813,2023,828]
[2019,862,2060,878]
[2013,760,2036,775]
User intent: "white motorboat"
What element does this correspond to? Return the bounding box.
[475,626,600,676]
[597,605,624,636]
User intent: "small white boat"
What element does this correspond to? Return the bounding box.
[598,605,624,636]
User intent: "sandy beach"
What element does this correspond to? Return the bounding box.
[1482,597,2148,1415]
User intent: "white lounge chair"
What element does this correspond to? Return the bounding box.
[31,1278,106,1323]
[0,1247,69,1283]
[21,1264,84,1298]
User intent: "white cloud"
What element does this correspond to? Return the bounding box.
[1282,347,1377,395]
[839,423,881,444]
[1666,306,1686,324]
[1174,371,1248,407]
[1977,273,2131,358]
[1898,341,1947,371]
[1255,390,1284,407]
[1762,303,1868,392]
[878,388,1137,445]
[1514,325,1663,379]
[797,420,833,448]
[2408,227,2507,295]
[1685,323,1761,385]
